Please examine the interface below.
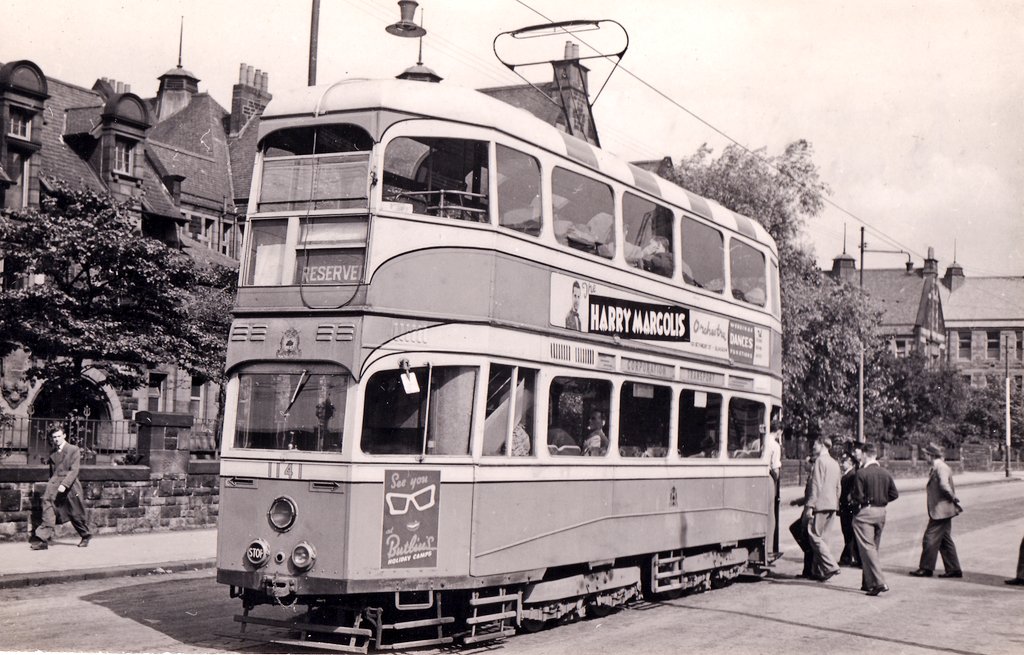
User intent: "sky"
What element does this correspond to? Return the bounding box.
[2,0,1022,276]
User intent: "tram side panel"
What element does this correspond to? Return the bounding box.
[469,470,766,577]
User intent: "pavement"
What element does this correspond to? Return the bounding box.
[0,470,1019,590]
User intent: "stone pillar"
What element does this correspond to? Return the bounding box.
[135,411,193,477]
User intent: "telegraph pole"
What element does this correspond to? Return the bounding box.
[1007,334,1012,477]
[858,228,865,443]
[308,0,320,86]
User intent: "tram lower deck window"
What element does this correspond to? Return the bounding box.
[547,376,611,456]
[728,398,766,458]
[678,390,722,458]
[619,382,670,457]
[361,365,477,455]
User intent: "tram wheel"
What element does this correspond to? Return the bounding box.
[520,618,546,633]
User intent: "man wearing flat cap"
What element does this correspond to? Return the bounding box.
[909,442,963,578]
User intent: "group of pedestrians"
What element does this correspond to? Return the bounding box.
[789,437,972,597]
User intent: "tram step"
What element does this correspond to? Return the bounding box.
[465,609,519,625]
[234,614,373,638]
[468,592,519,606]
[462,627,517,645]
[266,637,368,654]
[375,635,454,650]
[383,615,455,630]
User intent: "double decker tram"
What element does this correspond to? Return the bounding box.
[217,77,783,651]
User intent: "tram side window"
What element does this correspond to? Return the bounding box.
[361,366,477,455]
[551,167,614,260]
[232,371,348,452]
[382,137,489,223]
[496,145,542,236]
[547,376,612,456]
[245,219,289,286]
[622,193,674,277]
[483,365,537,457]
[728,398,766,458]
[678,390,722,458]
[769,259,781,317]
[619,382,670,457]
[680,217,724,292]
[730,239,767,306]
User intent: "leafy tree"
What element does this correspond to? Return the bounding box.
[0,180,226,408]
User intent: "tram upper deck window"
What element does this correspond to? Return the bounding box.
[496,145,542,236]
[678,389,722,458]
[294,217,367,285]
[552,167,614,260]
[258,125,372,212]
[361,365,476,456]
[245,219,289,286]
[730,239,767,306]
[383,137,489,222]
[623,193,674,277]
[619,382,670,458]
[232,370,348,452]
[728,397,766,458]
[547,376,612,456]
[680,217,724,292]
[483,365,537,457]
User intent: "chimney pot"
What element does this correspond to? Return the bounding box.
[572,43,580,59]
[238,63,246,84]
[261,71,269,92]
[246,65,255,86]
[564,41,574,60]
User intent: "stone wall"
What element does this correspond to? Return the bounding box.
[0,461,219,542]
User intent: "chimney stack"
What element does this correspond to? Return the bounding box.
[230,62,272,136]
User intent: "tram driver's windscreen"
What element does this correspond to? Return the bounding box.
[232,371,347,451]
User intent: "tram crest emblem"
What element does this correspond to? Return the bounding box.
[276,328,302,358]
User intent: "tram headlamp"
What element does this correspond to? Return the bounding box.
[291,542,317,571]
[268,496,297,532]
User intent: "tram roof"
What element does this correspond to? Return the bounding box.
[261,78,776,254]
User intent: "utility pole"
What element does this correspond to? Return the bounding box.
[858,227,865,443]
[308,0,320,86]
[1007,334,1012,477]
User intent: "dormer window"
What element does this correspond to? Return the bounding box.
[7,107,31,139]
[114,137,135,175]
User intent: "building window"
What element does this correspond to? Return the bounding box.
[114,138,135,175]
[3,150,30,210]
[958,331,972,360]
[894,338,910,358]
[190,379,205,419]
[1017,331,1024,362]
[987,331,1001,359]
[146,373,166,412]
[7,107,31,139]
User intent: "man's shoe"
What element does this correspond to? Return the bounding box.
[1004,578,1024,586]
[30,540,48,550]
[818,569,841,582]
[866,585,889,596]
[908,569,933,577]
[938,571,962,578]
[77,537,91,548]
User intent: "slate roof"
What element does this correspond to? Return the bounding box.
[228,113,260,206]
[146,93,235,214]
[860,268,928,331]
[941,276,1024,324]
[33,77,106,192]
[140,149,182,221]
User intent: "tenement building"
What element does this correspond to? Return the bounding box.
[0,56,269,453]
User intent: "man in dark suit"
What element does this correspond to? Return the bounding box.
[852,443,899,596]
[32,427,92,549]
[909,442,962,578]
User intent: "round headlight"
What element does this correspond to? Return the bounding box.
[268,496,297,532]
[291,542,317,571]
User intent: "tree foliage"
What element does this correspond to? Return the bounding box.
[0,181,233,404]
